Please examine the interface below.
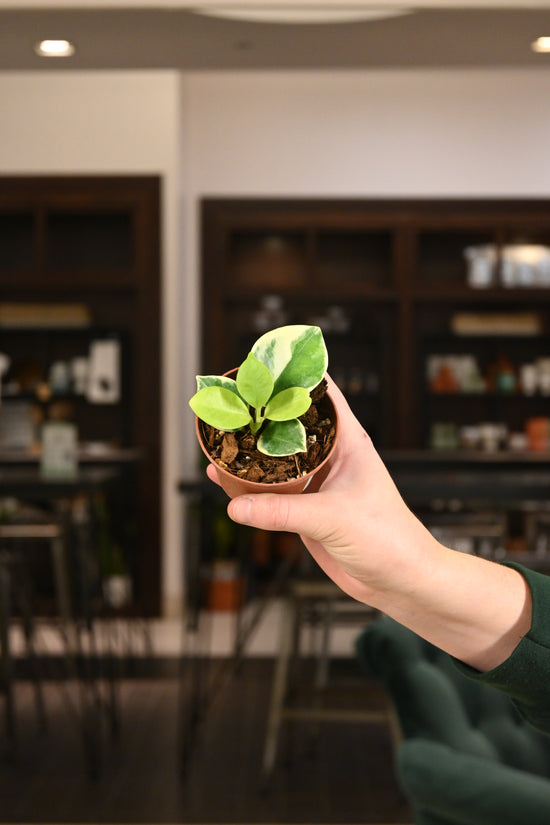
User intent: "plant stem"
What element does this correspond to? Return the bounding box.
[249,407,264,434]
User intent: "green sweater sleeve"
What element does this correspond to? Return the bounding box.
[453,561,550,734]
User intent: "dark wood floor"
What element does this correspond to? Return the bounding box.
[0,658,411,823]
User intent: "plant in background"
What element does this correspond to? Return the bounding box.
[189,325,328,456]
[95,494,127,577]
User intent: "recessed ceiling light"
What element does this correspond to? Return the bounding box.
[192,5,410,25]
[34,39,75,58]
[532,36,550,53]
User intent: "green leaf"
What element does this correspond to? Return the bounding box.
[189,386,251,431]
[253,325,328,394]
[196,375,241,397]
[265,387,311,421]
[236,352,274,409]
[257,419,307,456]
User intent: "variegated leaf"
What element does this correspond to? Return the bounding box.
[189,385,251,431]
[252,325,328,394]
[257,418,307,456]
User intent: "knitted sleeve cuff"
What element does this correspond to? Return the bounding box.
[452,562,550,733]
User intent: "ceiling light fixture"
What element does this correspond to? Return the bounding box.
[532,36,550,53]
[192,5,410,25]
[34,39,75,58]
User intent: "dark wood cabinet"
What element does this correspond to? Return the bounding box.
[201,198,550,454]
[0,176,161,615]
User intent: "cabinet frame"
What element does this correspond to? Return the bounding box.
[0,176,161,615]
[202,197,550,450]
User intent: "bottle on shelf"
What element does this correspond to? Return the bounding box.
[493,354,517,394]
[252,294,288,332]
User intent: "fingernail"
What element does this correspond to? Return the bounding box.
[228,496,252,525]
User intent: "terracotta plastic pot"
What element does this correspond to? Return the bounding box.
[202,560,247,611]
[195,374,338,499]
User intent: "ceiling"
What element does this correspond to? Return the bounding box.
[1,4,550,70]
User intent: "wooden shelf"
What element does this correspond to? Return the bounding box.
[0,446,143,464]
[382,448,550,464]
[222,285,398,303]
[0,176,161,615]
[412,286,550,302]
[202,198,550,451]
[427,391,550,399]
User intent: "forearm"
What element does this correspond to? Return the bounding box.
[367,541,532,672]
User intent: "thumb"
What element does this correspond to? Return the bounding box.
[228,492,322,539]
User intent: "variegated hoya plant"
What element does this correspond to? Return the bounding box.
[189,325,328,457]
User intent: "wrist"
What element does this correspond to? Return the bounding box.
[363,541,532,673]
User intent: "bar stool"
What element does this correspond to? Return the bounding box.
[0,520,71,759]
[261,577,385,784]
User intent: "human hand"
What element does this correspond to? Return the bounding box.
[207,375,438,606]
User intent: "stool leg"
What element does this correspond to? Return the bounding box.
[261,596,296,784]
[303,598,335,753]
[0,562,16,758]
[16,565,47,732]
[52,529,104,780]
[315,598,333,690]
[50,535,75,654]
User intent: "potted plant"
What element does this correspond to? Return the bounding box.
[96,494,133,609]
[201,502,247,611]
[189,325,337,498]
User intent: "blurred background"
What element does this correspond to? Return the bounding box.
[1,2,550,823]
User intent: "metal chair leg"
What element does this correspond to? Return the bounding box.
[0,560,16,758]
[16,562,47,731]
[261,595,296,784]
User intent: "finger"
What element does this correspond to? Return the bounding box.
[228,494,365,597]
[206,464,222,486]
[228,491,327,541]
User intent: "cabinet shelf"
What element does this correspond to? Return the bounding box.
[0,269,135,289]
[202,198,550,451]
[222,285,398,303]
[0,212,36,271]
[2,391,123,406]
[45,210,134,271]
[413,286,550,302]
[427,391,549,400]
[342,389,380,400]
[0,176,161,615]
[315,228,394,288]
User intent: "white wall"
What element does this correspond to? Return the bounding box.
[183,69,550,198]
[0,70,184,617]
